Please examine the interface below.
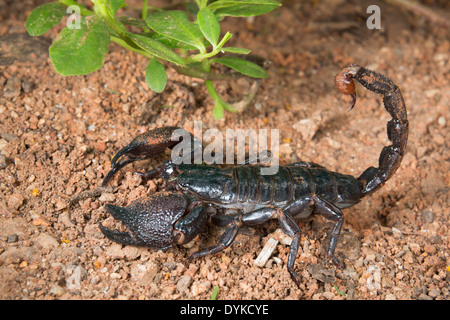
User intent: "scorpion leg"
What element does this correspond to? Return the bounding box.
[183,208,276,262]
[311,195,345,269]
[241,198,313,285]
[173,201,209,245]
[213,198,313,286]
[277,209,302,285]
[183,221,240,264]
[184,207,297,266]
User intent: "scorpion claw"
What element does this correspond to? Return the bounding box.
[101,193,188,249]
[134,168,160,180]
[102,126,194,186]
[99,224,138,245]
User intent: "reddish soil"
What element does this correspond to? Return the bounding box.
[0,0,449,300]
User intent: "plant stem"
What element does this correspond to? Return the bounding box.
[205,80,218,101]
[142,0,148,20]
[185,32,232,64]
[110,36,152,58]
[216,31,232,49]
[92,0,145,53]
[173,65,245,80]
[195,0,208,10]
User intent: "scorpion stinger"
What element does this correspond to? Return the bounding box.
[98,65,408,287]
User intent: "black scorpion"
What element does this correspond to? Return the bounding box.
[99,65,408,286]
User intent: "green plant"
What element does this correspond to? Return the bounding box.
[210,285,219,300]
[26,0,281,118]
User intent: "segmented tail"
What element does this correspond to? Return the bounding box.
[336,66,408,195]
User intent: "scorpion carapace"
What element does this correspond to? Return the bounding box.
[99,65,408,286]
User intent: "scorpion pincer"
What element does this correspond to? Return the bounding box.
[99,65,408,286]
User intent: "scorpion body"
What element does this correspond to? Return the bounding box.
[99,66,408,286]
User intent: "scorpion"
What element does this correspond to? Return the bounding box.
[98,65,408,286]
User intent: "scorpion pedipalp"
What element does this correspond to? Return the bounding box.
[100,192,187,248]
[102,126,194,187]
[100,192,209,250]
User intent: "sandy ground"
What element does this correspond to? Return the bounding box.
[0,0,449,300]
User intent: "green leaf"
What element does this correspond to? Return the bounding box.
[221,47,251,54]
[146,10,205,52]
[197,7,220,47]
[128,33,185,66]
[212,98,238,119]
[206,79,238,119]
[106,0,125,17]
[145,58,167,93]
[117,17,148,28]
[26,2,66,36]
[208,0,281,17]
[221,99,238,112]
[212,103,224,119]
[49,16,110,76]
[210,285,219,300]
[150,33,198,50]
[212,56,268,78]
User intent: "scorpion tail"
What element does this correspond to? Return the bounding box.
[335,65,409,195]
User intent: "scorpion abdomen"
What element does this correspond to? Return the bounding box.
[288,166,362,208]
[178,165,362,215]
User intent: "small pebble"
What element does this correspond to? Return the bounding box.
[7,193,24,210]
[306,264,336,283]
[1,133,19,142]
[95,141,107,152]
[21,80,34,93]
[3,76,21,99]
[0,154,7,169]
[99,193,115,202]
[423,244,436,254]
[418,293,433,300]
[421,210,434,223]
[49,284,64,296]
[191,281,211,297]
[163,261,177,270]
[322,291,335,300]
[176,275,192,292]
[7,234,19,243]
